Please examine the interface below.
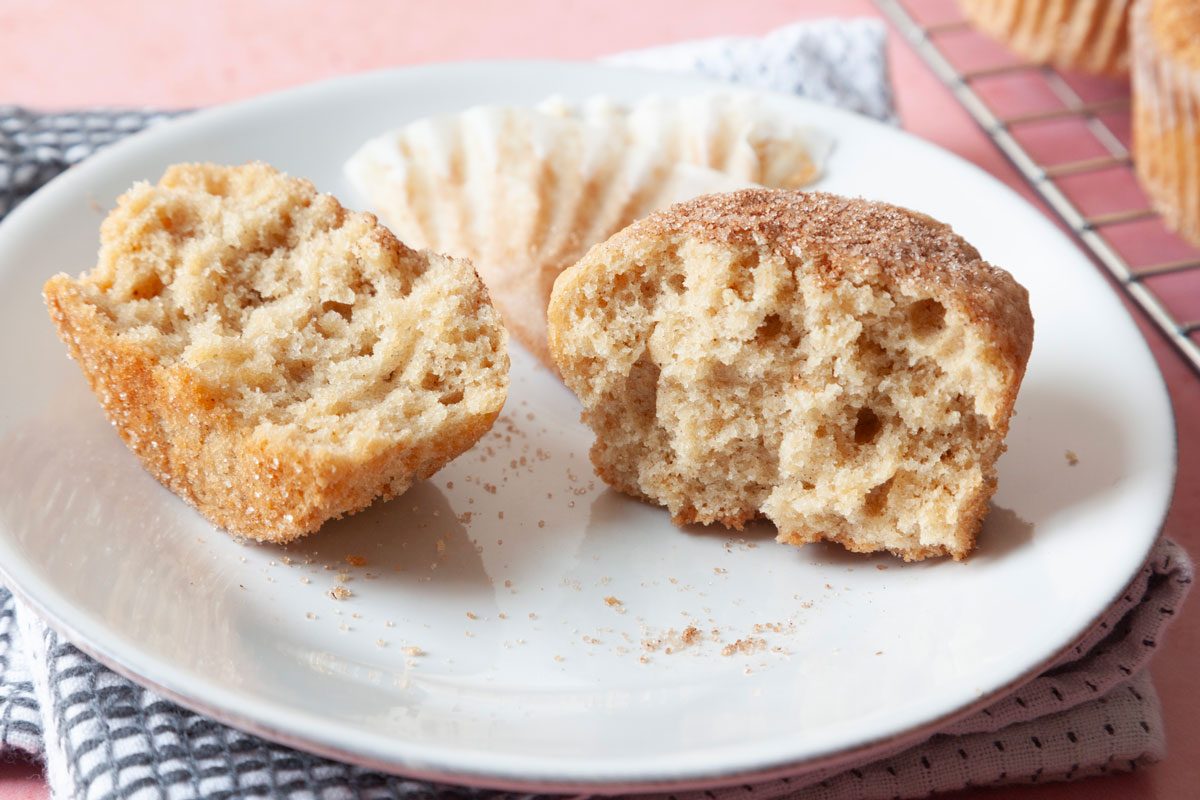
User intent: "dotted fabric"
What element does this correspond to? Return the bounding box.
[604,18,896,123]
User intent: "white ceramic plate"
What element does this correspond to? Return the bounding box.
[0,62,1175,792]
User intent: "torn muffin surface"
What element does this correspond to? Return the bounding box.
[44,162,509,542]
[548,189,1033,560]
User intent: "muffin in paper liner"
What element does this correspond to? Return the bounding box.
[958,0,1133,75]
[344,105,760,368]
[1132,0,1200,247]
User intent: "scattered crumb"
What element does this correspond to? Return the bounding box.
[713,567,727,575]
[642,625,705,654]
[403,646,424,657]
[876,564,888,571]
[554,655,565,663]
[537,520,545,528]
[305,612,316,620]
[875,650,884,656]
[498,612,508,620]
[466,611,478,620]
[328,586,352,600]
[528,612,538,620]
[604,595,623,607]
[1066,450,1079,466]
[345,555,367,567]
[376,639,388,648]
[721,637,766,657]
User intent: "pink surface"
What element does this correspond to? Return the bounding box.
[0,1,1196,798]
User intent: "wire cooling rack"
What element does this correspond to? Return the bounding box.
[877,0,1200,375]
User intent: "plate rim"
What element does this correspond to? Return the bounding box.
[0,543,1163,794]
[0,59,1178,791]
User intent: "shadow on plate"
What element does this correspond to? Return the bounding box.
[585,486,779,543]
[973,504,1035,561]
[1000,380,1132,523]
[270,481,491,594]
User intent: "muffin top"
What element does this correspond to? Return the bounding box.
[1149,0,1200,67]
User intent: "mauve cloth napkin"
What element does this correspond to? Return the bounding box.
[0,18,1193,800]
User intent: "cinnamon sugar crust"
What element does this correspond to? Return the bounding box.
[44,163,509,542]
[1148,0,1200,67]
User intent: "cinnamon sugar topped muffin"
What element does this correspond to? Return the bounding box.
[548,190,1033,561]
[959,0,1133,75]
[1132,0,1200,246]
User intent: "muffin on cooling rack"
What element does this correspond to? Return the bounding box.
[1132,0,1200,247]
[958,0,1132,75]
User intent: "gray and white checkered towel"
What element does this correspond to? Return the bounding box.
[0,18,1194,800]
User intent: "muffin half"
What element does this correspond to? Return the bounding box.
[548,190,1033,560]
[44,163,509,542]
